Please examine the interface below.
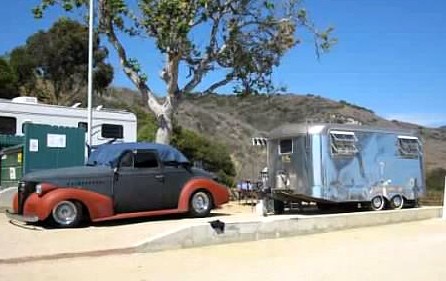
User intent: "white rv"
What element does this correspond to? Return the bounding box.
[0,97,137,146]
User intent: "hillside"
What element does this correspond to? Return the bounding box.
[103,89,446,180]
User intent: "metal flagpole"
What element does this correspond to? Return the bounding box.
[87,0,94,148]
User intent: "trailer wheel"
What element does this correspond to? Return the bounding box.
[370,195,385,211]
[273,200,285,214]
[389,195,404,210]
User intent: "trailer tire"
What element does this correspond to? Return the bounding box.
[389,195,404,210]
[370,195,386,211]
[273,200,285,214]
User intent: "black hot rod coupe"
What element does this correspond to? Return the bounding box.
[7,142,229,228]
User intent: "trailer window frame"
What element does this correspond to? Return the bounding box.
[0,116,17,135]
[397,136,421,158]
[278,138,293,155]
[329,130,359,157]
[78,122,88,131]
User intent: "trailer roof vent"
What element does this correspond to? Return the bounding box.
[330,131,358,156]
[11,96,39,104]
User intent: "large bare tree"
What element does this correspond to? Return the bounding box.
[34,0,335,144]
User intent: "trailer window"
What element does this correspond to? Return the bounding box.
[101,124,123,139]
[0,117,16,135]
[397,136,420,158]
[78,122,87,131]
[279,139,293,154]
[330,131,358,156]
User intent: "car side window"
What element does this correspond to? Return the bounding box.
[120,151,134,167]
[134,151,159,169]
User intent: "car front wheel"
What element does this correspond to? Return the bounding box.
[189,191,212,218]
[51,200,83,228]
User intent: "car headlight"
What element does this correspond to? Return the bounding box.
[35,184,42,195]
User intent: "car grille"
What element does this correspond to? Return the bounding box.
[17,182,35,214]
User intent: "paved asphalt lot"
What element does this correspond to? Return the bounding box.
[1,219,445,281]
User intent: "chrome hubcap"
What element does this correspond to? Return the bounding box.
[391,195,403,209]
[52,201,77,225]
[371,196,384,210]
[192,192,210,213]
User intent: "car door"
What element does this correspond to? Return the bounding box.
[162,164,193,209]
[113,150,166,213]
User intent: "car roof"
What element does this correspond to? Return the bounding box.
[87,142,190,167]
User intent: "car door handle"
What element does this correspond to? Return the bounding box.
[154,174,165,181]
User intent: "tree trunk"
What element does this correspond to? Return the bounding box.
[155,111,173,144]
[155,53,179,145]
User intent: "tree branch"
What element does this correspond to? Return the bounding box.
[98,0,162,114]
[202,73,234,95]
[181,13,222,94]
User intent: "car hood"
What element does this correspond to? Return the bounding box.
[22,166,113,187]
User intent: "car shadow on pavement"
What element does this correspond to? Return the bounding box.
[89,212,231,228]
[9,212,232,230]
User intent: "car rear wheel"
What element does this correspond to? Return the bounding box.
[189,191,212,218]
[51,200,83,228]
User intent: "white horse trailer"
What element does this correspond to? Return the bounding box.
[0,97,137,147]
[267,123,425,213]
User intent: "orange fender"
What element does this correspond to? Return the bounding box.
[22,188,114,221]
[177,178,229,212]
[12,193,19,213]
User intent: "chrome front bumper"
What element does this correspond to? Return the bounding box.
[5,210,39,223]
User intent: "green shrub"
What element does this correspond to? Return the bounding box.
[339,100,374,113]
[426,168,446,192]
[171,124,236,187]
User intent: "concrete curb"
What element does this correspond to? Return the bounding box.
[0,187,16,212]
[135,206,443,253]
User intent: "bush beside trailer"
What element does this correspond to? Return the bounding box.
[0,97,137,148]
[267,123,425,212]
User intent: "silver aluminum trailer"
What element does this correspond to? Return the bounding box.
[267,123,424,212]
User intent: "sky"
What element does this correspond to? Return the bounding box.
[0,0,445,127]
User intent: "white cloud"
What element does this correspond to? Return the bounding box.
[384,113,446,128]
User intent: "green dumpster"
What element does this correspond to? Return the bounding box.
[0,145,23,190]
[0,135,24,151]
